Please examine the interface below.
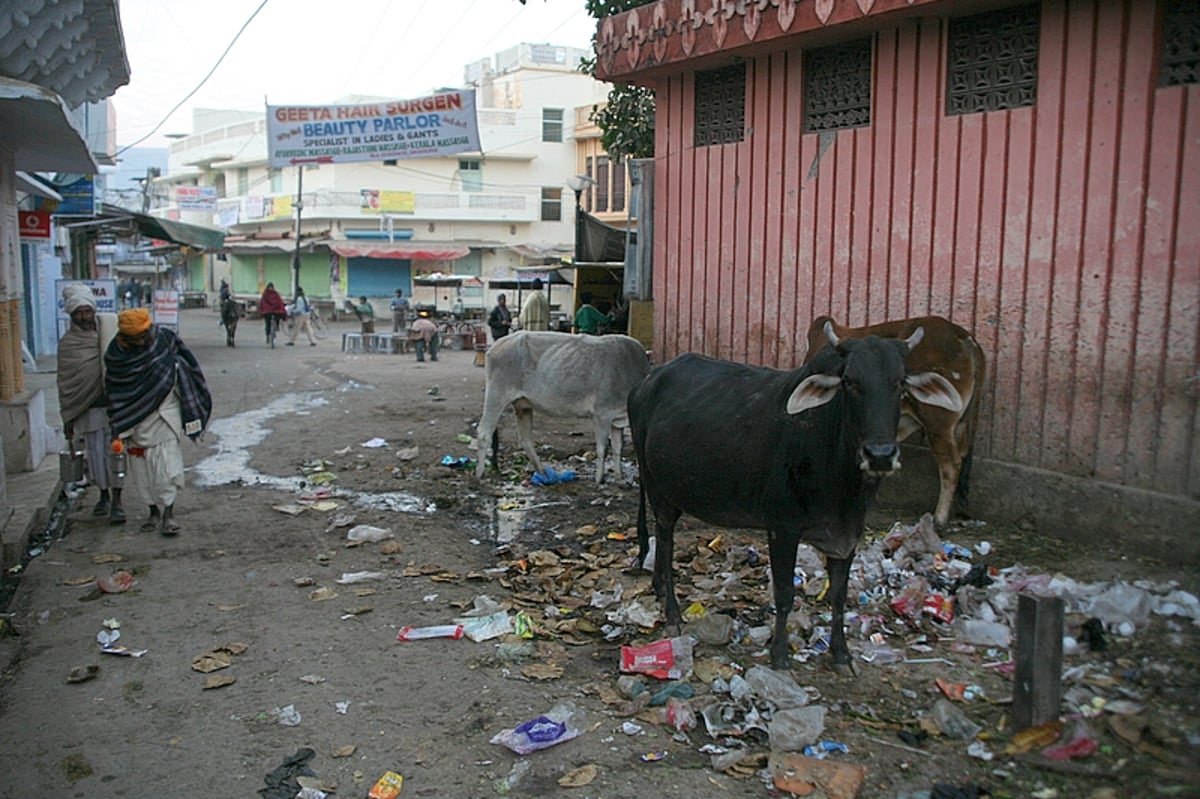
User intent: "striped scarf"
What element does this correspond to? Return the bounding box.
[105,327,212,440]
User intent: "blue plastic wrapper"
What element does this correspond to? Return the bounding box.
[803,739,850,757]
[530,467,576,486]
[490,701,582,754]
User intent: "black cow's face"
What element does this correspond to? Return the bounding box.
[838,336,910,475]
[786,332,916,476]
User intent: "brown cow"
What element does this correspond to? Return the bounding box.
[803,315,985,528]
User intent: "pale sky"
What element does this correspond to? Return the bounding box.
[112,0,598,150]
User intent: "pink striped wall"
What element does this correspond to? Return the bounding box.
[649,0,1199,499]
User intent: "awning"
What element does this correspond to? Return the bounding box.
[222,236,324,254]
[579,210,637,263]
[511,243,572,260]
[142,214,226,251]
[328,240,470,260]
[63,210,226,251]
[16,171,62,201]
[0,78,97,173]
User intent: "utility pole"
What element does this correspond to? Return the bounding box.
[291,166,304,297]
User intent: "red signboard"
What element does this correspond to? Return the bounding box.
[19,210,51,240]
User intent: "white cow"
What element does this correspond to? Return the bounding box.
[476,331,651,483]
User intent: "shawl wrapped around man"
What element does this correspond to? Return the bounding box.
[105,327,212,440]
[58,324,106,427]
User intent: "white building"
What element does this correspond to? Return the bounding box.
[156,43,608,320]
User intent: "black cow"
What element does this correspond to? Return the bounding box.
[220,297,242,347]
[629,323,963,670]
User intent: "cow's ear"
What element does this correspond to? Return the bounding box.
[787,373,842,414]
[905,372,964,412]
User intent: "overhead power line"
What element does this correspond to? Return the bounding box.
[115,0,273,158]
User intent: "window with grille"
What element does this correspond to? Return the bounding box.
[585,156,594,212]
[947,4,1040,116]
[269,168,282,194]
[694,64,746,147]
[459,159,482,192]
[612,157,626,213]
[542,108,564,143]
[1161,0,1200,87]
[597,156,610,212]
[541,187,563,221]
[237,167,249,195]
[804,38,872,132]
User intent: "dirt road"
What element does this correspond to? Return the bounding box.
[0,309,1196,798]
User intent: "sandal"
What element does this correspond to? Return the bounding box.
[159,520,181,536]
[140,519,159,533]
[92,500,109,517]
[109,507,126,525]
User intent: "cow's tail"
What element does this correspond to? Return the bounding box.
[636,479,651,571]
[490,429,500,473]
[954,340,987,512]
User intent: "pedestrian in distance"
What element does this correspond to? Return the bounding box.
[258,282,288,347]
[104,308,212,536]
[57,284,125,524]
[287,287,318,346]
[410,310,440,362]
[390,289,411,334]
[572,292,613,335]
[519,278,549,332]
[355,296,376,334]
[487,293,512,341]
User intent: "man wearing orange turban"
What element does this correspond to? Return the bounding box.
[105,309,211,535]
[117,307,152,336]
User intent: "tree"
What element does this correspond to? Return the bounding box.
[581,0,655,160]
[518,0,655,159]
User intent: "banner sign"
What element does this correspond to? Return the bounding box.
[360,189,415,214]
[55,176,96,215]
[19,210,51,240]
[177,186,218,211]
[153,289,180,329]
[55,279,119,339]
[266,90,480,167]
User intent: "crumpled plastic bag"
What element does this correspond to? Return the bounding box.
[490,701,583,754]
[743,665,813,709]
[346,525,393,544]
[531,467,576,486]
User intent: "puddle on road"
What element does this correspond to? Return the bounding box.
[192,390,431,514]
[490,484,570,544]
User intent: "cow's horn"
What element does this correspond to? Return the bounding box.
[904,326,925,350]
[824,320,840,347]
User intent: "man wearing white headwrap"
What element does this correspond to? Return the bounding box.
[57,283,124,523]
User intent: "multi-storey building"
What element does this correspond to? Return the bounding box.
[156,43,612,322]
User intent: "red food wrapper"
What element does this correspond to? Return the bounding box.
[619,636,693,680]
[921,592,954,624]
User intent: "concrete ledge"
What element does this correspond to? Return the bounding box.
[877,445,1200,564]
[0,387,52,474]
[0,456,61,577]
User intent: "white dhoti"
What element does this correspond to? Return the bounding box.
[73,406,116,490]
[123,388,185,510]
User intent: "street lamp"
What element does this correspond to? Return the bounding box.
[565,174,594,263]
